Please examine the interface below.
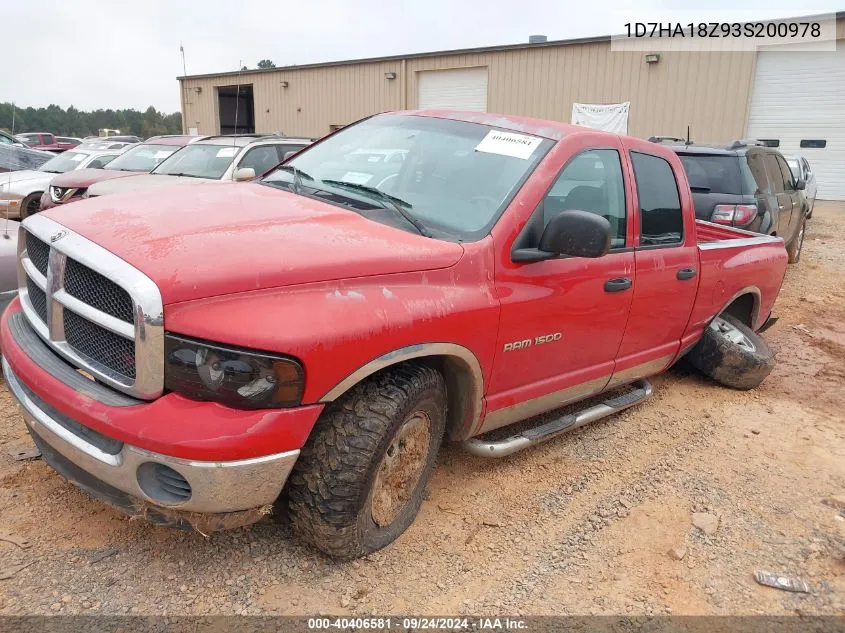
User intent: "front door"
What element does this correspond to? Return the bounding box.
[484,142,636,433]
[612,143,699,385]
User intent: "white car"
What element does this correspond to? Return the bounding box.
[85,135,313,198]
[0,147,125,218]
[784,155,818,218]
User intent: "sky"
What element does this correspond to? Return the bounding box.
[1,0,841,113]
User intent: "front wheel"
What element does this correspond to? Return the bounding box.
[687,314,774,390]
[287,364,446,559]
[19,193,42,219]
[786,219,806,264]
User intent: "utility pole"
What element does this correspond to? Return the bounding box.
[180,43,188,134]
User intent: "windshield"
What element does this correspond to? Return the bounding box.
[786,158,800,180]
[262,115,553,240]
[38,151,91,174]
[152,144,240,179]
[107,143,179,172]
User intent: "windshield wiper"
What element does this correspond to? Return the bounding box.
[274,165,314,194]
[320,180,431,238]
[161,172,203,179]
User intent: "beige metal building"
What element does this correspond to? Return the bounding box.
[179,16,845,199]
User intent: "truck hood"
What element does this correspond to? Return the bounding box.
[43,181,464,304]
[87,173,207,197]
[49,168,139,189]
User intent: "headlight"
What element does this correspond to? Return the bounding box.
[164,334,304,409]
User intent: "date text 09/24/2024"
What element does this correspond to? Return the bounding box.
[307,618,527,630]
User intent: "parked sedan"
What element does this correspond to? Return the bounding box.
[40,135,200,210]
[784,155,818,218]
[0,147,125,218]
[85,135,312,198]
[0,219,20,316]
[56,137,83,151]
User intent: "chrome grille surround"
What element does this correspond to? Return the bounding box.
[17,215,164,399]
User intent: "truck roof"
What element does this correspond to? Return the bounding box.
[407,109,586,141]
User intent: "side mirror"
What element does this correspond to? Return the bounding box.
[283,150,299,161]
[794,178,806,190]
[512,210,611,263]
[233,167,256,182]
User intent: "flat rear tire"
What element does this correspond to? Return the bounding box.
[687,314,774,390]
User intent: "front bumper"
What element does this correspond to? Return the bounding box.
[1,301,324,524]
[4,357,298,516]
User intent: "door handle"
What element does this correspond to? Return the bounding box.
[677,267,697,280]
[604,277,632,292]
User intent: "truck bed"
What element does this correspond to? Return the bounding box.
[686,220,788,338]
[695,219,770,245]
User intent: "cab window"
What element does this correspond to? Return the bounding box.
[543,149,627,248]
[630,152,683,247]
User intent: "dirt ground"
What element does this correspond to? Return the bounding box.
[1,202,844,616]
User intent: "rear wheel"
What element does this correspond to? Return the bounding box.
[786,219,806,264]
[287,364,446,559]
[19,193,42,219]
[687,314,774,390]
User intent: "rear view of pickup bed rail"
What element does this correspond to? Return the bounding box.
[1,110,788,558]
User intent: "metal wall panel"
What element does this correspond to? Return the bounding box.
[179,17,843,142]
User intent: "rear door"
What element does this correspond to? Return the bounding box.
[763,152,794,239]
[611,144,698,386]
[745,149,777,234]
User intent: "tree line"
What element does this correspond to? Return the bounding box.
[0,103,182,139]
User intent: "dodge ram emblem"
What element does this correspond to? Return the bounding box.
[50,230,68,243]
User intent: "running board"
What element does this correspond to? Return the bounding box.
[461,379,653,458]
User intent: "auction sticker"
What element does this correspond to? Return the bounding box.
[475,129,542,160]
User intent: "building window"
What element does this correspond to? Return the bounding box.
[800,139,826,148]
[758,139,780,147]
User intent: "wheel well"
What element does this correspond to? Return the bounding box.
[325,354,482,442]
[722,293,755,328]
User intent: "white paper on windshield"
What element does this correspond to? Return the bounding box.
[216,147,239,158]
[341,171,373,185]
[154,150,172,159]
[475,130,542,160]
[71,153,86,162]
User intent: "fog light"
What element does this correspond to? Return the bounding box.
[137,462,192,504]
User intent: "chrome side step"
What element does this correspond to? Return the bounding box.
[461,379,653,458]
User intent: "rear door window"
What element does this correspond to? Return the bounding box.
[678,154,742,194]
[630,152,684,247]
[763,154,785,193]
[745,151,770,195]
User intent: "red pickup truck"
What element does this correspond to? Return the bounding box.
[1,110,788,559]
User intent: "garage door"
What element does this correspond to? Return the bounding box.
[746,46,845,201]
[417,67,488,112]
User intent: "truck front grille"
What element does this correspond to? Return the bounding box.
[17,216,164,399]
[63,311,137,379]
[64,258,134,323]
[26,277,47,324]
[25,231,49,276]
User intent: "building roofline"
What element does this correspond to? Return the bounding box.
[176,33,612,81]
[177,10,844,81]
